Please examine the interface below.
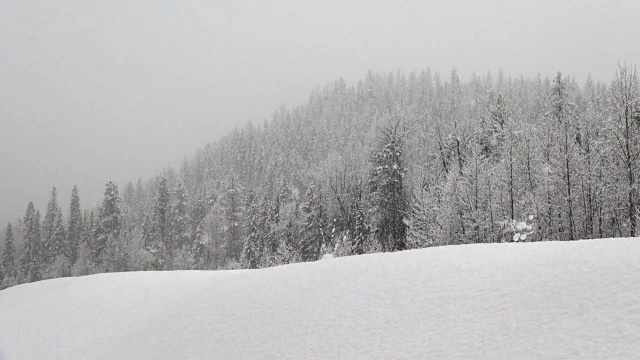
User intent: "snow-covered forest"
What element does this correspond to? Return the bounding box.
[1,64,639,289]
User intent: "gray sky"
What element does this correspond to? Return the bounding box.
[1,0,639,224]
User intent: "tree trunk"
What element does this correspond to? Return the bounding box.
[565,126,575,241]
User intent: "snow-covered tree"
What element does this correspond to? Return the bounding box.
[300,185,327,261]
[67,185,82,264]
[241,200,260,269]
[258,196,278,266]
[550,72,577,240]
[82,210,95,248]
[1,222,17,284]
[20,203,41,282]
[93,182,122,266]
[221,179,243,261]
[50,209,68,260]
[369,120,409,251]
[141,176,173,269]
[609,64,640,237]
[188,191,213,268]
[153,176,171,248]
[170,180,190,251]
[407,189,430,249]
[42,187,59,266]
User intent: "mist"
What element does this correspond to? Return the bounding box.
[1,0,639,224]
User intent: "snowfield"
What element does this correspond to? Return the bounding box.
[1,238,639,360]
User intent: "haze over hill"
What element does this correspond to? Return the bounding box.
[2,0,640,224]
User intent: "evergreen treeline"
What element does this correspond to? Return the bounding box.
[1,64,639,289]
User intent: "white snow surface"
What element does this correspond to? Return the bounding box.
[1,238,640,359]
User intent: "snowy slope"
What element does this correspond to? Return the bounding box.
[1,238,639,360]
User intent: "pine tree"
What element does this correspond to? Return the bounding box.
[2,222,17,280]
[123,182,136,211]
[221,179,243,261]
[277,217,301,265]
[369,120,409,251]
[72,209,96,275]
[142,213,156,251]
[105,226,129,273]
[82,210,95,247]
[47,209,71,278]
[190,222,205,267]
[93,182,122,266]
[20,203,41,282]
[257,197,272,265]
[407,189,430,248]
[171,180,190,251]
[263,196,281,265]
[68,185,82,264]
[189,191,213,268]
[134,178,146,225]
[143,176,172,269]
[241,201,260,269]
[152,176,171,250]
[479,94,508,159]
[271,192,302,265]
[120,182,138,244]
[42,186,59,266]
[300,186,327,261]
[352,205,369,255]
[51,209,68,259]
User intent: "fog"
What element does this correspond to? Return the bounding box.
[1,0,638,224]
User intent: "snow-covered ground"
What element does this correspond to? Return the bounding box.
[1,238,639,360]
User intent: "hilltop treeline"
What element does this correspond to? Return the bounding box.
[2,64,639,288]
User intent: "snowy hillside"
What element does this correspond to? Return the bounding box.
[1,238,639,360]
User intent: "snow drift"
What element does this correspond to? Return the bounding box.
[1,238,639,359]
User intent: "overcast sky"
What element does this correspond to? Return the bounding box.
[1,0,639,225]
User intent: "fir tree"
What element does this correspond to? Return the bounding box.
[241,201,260,269]
[277,217,301,264]
[300,186,327,261]
[2,222,16,280]
[369,120,409,251]
[189,191,213,267]
[134,178,146,225]
[145,176,172,269]
[406,187,432,248]
[123,182,136,211]
[82,210,95,247]
[171,180,190,251]
[68,185,82,264]
[352,205,369,255]
[93,182,122,266]
[143,229,164,269]
[152,176,171,250]
[263,196,281,265]
[105,228,129,273]
[257,196,272,265]
[51,209,68,259]
[221,179,243,261]
[48,209,72,279]
[20,203,41,282]
[42,186,59,266]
